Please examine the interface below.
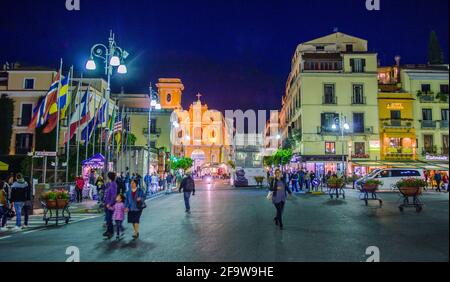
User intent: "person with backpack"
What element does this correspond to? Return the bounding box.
[10,173,30,231]
[179,172,195,213]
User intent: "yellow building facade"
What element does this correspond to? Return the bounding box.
[173,95,231,172]
[378,92,416,161]
[280,32,380,176]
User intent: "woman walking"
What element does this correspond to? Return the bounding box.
[125,180,145,239]
[269,169,292,230]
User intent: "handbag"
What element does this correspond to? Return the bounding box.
[135,189,147,210]
[266,191,273,201]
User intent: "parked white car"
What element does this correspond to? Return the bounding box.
[356,168,424,191]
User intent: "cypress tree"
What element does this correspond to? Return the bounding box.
[428,31,444,65]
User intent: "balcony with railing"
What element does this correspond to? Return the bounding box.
[422,146,438,156]
[440,120,449,129]
[419,94,435,103]
[421,120,437,129]
[322,95,337,105]
[385,147,415,160]
[302,53,343,73]
[142,128,162,136]
[16,118,31,127]
[351,95,366,105]
[381,119,413,129]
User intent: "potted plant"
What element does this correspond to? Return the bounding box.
[395,178,427,196]
[416,90,423,97]
[362,179,383,193]
[254,176,265,188]
[56,190,70,209]
[327,177,345,189]
[42,191,57,209]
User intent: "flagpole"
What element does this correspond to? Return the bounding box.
[111,100,116,172]
[54,58,63,185]
[92,91,102,157]
[85,82,91,164]
[120,106,125,173]
[100,90,105,157]
[75,74,84,177]
[65,66,74,184]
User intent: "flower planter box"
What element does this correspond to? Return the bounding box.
[56,199,69,209]
[362,184,378,193]
[399,187,423,197]
[46,200,57,209]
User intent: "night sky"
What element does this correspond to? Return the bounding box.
[0,0,448,111]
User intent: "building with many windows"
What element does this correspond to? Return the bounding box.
[400,65,449,164]
[280,32,380,176]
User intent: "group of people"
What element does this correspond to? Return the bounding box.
[268,169,342,193]
[424,171,449,192]
[100,171,146,240]
[0,173,32,232]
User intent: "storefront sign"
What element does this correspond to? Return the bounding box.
[35,151,57,157]
[352,154,370,159]
[426,155,449,161]
[387,103,404,110]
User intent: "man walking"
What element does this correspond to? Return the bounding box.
[434,171,442,192]
[290,170,299,193]
[179,172,195,213]
[103,172,118,239]
[10,173,30,231]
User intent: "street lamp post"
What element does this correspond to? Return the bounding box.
[332,113,350,176]
[85,30,128,173]
[147,84,161,178]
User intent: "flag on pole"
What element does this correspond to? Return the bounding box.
[64,88,91,143]
[43,72,70,133]
[28,72,61,129]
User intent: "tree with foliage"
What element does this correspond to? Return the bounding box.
[227,160,236,170]
[171,157,194,171]
[0,96,14,156]
[273,149,293,166]
[263,156,274,167]
[428,31,444,65]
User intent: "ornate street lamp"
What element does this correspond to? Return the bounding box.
[85,30,129,172]
[332,113,351,176]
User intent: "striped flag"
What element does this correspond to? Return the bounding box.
[28,72,61,129]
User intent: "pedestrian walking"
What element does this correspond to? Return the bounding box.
[434,171,442,192]
[10,173,30,230]
[290,170,299,193]
[269,169,292,230]
[0,181,9,232]
[110,194,126,240]
[298,169,305,191]
[103,172,118,239]
[95,176,105,203]
[125,180,146,239]
[75,176,84,203]
[166,172,174,194]
[179,172,195,213]
[151,173,159,194]
[304,171,311,191]
[443,173,449,192]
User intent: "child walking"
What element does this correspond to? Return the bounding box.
[110,194,126,240]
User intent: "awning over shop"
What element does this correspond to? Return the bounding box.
[0,161,8,171]
[82,154,106,168]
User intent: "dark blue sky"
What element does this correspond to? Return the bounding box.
[1,0,448,111]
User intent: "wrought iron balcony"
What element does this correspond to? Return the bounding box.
[422,147,438,156]
[351,95,366,105]
[419,95,435,103]
[440,120,449,129]
[322,96,337,105]
[385,147,414,160]
[382,119,413,129]
[16,118,31,127]
[421,120,437,129]
[142,128,162,135]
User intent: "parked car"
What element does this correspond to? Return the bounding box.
[356,168,424,191]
